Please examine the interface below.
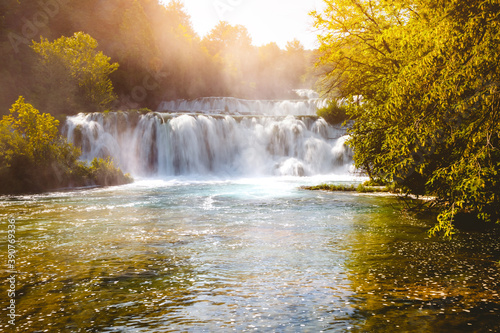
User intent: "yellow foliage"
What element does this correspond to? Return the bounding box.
[2,96,58,161]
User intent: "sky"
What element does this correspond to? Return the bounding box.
[172,0,326,50]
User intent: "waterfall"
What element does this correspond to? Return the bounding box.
[294,89,320,99]
[157,97,329,116]
[64,107,353,178]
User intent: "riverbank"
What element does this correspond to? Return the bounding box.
[300,183,391,193]
[300,182,438,201]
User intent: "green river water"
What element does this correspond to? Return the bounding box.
[1,177,499,332]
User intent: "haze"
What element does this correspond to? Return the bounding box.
[168,0,326,49]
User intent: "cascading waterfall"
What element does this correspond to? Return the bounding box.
[64,97,353,178]
[294,89,320,100]
[157,96,329,116]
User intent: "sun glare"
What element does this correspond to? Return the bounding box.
[176,0,325,49]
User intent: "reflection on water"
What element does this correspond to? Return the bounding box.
[0,178,499,332]
[347,207,500,332]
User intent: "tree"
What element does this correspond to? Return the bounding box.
[114,0,161,105]
[0,97,131,194]
[312,0,418,178]
[1,96,75,193]
[314,0,500,236]
[256,42,285,98]
[154,0,207,99]
[203,21,253,56]
[312,0,411,99]
[1,0,315,109]
[202,21,258,97]
[284,39,308,91]
[2,96,59,161]
[31,32,119,114]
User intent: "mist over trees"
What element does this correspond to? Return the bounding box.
[0,0,318,193]
[31,32,119,114]
[0,0,316,116]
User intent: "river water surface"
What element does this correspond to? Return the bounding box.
[2,97,500,331]
[1,176,500,332]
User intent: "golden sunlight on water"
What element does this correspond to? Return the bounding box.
[1,179,499,332]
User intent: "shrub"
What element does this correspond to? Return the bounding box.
[0,97,132,194]
[89,157,133,187]
[316,100,349,125]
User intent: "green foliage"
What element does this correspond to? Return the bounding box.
[3,96,59,160]
[1,97,58,162]
[89,157,133,187]
[30,32,118,114]
[314,0,500,236]
[0,0,316,116]
[316,100,349,125]
[199,22,314,98]
[203,21,253,56]
[202,21,257,97]
[302,184,357,191]
[311,0,407,100]
[363,179,389,187]
[1,0,315,113]
[0,97,131,194]
[0,121,23,169]
[301,183,390,193]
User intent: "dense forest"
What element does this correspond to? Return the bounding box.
[314,0,500,235]
[0,0,316,117]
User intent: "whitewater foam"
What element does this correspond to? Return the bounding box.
[64,112,353,178]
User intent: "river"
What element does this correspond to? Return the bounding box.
[1,96,499,332]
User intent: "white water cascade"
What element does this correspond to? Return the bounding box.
[157,96,329,116]
[64,99,353,178]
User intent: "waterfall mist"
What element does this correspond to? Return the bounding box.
[63,94,353,179]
